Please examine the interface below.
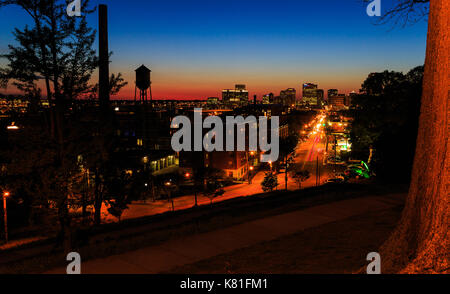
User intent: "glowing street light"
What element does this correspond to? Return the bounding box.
[164,181,175,211]
[6,123,19,130]
[248,166,255,184]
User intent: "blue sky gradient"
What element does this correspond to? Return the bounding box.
[0,0,429,99]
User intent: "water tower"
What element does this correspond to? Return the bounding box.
[135,65,152,104]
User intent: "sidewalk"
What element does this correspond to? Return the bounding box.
[101,170,325,223]
[46,193,404,274]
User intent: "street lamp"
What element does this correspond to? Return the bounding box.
[248,166,254,184]
[165,181,175,211]
[6,124,19,130]
[2,191,10,243]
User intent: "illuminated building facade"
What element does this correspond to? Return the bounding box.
[222,84,249,104]
[279,88,296,107]
[302,83,324,107]
[329,94,346,109]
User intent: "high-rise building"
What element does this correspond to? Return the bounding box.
[328,89,338,100]
[302,83,324,107]
[262,93,274,104]
[329,94,346,109]
[317,89,324,105]
[222,84,249,104]
[279,88,296,107]
[346,91,357,107]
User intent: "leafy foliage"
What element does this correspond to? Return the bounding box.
[261,172,278,192]
[290,168,311,189]
[350,66,423,181]
[200,167,226,205]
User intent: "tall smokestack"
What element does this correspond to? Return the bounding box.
[99,4,110,109]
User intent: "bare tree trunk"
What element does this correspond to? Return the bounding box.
[380,0,449,274]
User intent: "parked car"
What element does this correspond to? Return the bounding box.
[326,177,345,184]
[327,157,346,165]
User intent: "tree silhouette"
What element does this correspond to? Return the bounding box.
[279,135,298,190]
[291,168,311,190]
[0,1,128,249]
[261,172,278,193]
[350,67,423,181]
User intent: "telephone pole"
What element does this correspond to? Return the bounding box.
[2,192,9,243]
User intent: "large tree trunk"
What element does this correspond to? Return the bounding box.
[380,0,449,274]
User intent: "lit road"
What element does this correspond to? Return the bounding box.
[289,114,338,189]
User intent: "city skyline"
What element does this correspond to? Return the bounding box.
[0,0,428,100]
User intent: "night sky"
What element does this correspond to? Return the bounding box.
[0,0,429,99]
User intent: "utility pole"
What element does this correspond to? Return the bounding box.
[285,155,288,190]
[316,156,321,186]
[334,135,338,177]
[2,192,9,243]
[316,156,319,186]
[247,152,251,185]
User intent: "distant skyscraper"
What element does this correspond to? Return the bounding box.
[329,94,346,109]
[262,93,273,104]
[346,91,357,107]
[302,83,323,107]
[280,88,296,107]
[222,84,249,104]
[328,89,338,100]
[317,89,324,105]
